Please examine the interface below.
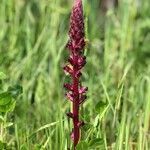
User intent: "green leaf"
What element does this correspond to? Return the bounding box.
[7,84,23,98]
[0,100,15,113]
[76,141,89,150]
[89,138,105,149]
[95,101,109,121]
[0,92,12,106]
[95,101,108,114]
[0,72,6,80]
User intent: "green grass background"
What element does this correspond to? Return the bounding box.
[0,0,150,149]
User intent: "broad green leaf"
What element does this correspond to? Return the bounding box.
[7,100,16,112]
[7,84,23,98]
[89,138,105,149]
[95,101,108,114]
[0,92,12,106]
[0,100,15,113]
[95,101,109,121]
[76,141,89,150]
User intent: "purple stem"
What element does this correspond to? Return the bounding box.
[64,0,87,149]
[72,54,80,148]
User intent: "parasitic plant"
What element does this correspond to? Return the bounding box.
[64,0,87,149]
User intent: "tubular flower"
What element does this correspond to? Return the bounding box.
[64,0,88,149]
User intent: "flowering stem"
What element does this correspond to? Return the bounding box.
[72,54,80,148]
[64,0,87,149]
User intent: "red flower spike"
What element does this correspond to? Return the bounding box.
[79,95,87,105]
[64,83,73,91]
[75,71,82,78]
[66,92,74,102]
[79,86,88,94]
[64,0,88,149]
[68,56,74,65]
[63,65,73,75]
[78,56,86,64]
[68,0,85,52]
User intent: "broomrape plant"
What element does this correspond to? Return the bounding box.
[63,0,87,149]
